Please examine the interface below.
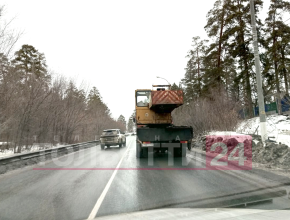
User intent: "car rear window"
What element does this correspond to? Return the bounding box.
[102,130,118,135]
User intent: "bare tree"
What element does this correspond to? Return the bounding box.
[172,87,241,135]
[0,6,22,58]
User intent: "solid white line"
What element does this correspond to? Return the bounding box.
[87,140,131,219]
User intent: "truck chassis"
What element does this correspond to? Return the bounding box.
[136,125,193,158]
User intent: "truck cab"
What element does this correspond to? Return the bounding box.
[135,89,172,125]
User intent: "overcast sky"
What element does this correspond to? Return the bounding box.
[3,0,271,121]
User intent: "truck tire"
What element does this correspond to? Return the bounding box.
[182,146,186,157]
[136,142,142,158]
[187,141,192,151]
[142,148,148,158]
[136,142,148,158]
[173,148,182,157]
[173,145,186,157]
[101,145,105,150]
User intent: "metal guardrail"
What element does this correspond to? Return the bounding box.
[0,140,99,174]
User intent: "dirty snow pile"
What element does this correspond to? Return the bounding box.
[252,140,290,168]
[192,115,290,169]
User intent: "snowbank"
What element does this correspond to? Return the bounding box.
[0,143,65,159]
[236,114,290,146]
[206,115,290,146]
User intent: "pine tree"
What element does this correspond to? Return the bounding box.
[12,44,50,84]
[170,83,179,91]
[117,115,126,132]
[182,37,208,102]
[225,0,263,117]
[86,86,112,138]
[204,0,230,84]
[279,24,290,95]
[264,0,290,106]
[127,116,134,132]
[87,87,108,113]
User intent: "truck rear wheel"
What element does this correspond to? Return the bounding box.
[142,148,148,158]
[174,148,182,157]
[136,142,142,158]
[136,142,148,158]
[101,145,105,150]
[182,146,186,157]
[173,145,187,157]
[187,141,192,151]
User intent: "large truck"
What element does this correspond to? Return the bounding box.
[134,85,193,158]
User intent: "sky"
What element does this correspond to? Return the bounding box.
[2,0,271,121]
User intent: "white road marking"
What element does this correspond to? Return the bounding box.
[186,153,204,163]
[87,139,132,219]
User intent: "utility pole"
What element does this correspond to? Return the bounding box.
[250,0,267,143]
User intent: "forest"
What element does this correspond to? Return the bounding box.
[1,0,290,151]
[0,6,126,152]
[173,0,290,134]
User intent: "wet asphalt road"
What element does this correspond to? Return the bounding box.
[0,136,290,220]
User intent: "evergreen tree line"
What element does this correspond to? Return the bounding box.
[0,44,126,152]
[179,0,290,117]
[127,111,136,133]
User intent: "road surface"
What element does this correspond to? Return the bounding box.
[0,136,290,220]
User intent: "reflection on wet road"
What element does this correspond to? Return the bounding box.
[0,136,290,220]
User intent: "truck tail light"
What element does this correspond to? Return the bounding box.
[142,142,154,147]
[180,141,188,144]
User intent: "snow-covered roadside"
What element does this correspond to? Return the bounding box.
[0,149,14,158]
[206,115,290,146]
[237,115,290,133]
[209,131,245,136]
[0,143,65,159]
[191,115,290,171]
[236,114,290,146]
